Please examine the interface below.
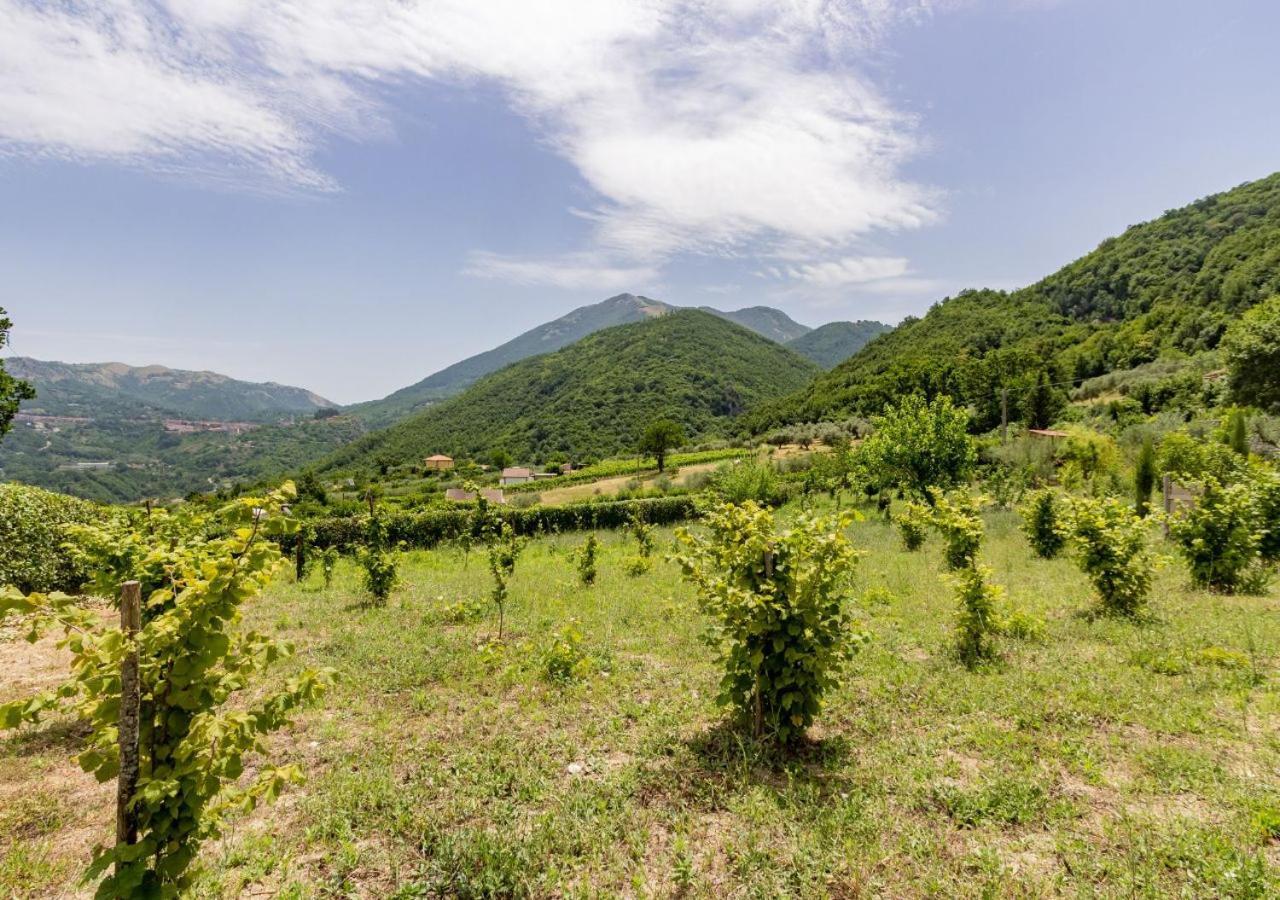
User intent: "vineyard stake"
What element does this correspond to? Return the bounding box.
[117,580,142,856]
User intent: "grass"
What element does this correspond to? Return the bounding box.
[2,501,1279,897]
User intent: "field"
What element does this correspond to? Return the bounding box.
[3,504,1279,897]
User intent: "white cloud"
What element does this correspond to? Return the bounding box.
[463,251,659,292]
[0,0,954,278]
[785,255,910,287]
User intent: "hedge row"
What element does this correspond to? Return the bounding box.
[309,495,702,551]
[0,483,104,593]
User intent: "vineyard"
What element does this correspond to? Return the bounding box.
[2,450,1279,895]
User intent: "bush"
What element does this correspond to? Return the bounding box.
[860,394,975,497]
[894,500,931,551]
[0,484,102,593]
[952,564,1003,667]
[1134,436,1157,517]
[320,547,340,589]
[575,534,599,586]
[710,459,782,506]
[358,515,400,606]
[1158,431,1245,484]
[1168,476,1262,592]
[541,620,596,685]
[930,489,985,570]
[1254,467,1280,562]
[488,523,526,641]
[309,496,699,551]
[1021,489,1066,559]
[1222,294,1280,411]
[1063,496,1154,617]
[674,502,868,743]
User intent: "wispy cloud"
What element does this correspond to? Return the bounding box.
[463,251,659,292]
[0,1,957,284]
[783,255,911,287]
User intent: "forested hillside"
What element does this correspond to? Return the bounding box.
[751,172,1280,432]
[347,294,816,426]
[9,358,334,421]
[324,310,819,469]
[785,320,892,368]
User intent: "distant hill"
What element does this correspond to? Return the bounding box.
[324,309,820,470]
[7,357,335,422]
[347,294,814,426]
[750,171,1280,433]
[0,357,348,503]
[704,306,811,343]
[784,320,892,368]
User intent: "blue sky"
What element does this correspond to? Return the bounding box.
[1,0,1277,404]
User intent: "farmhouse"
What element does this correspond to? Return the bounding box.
[424,454,454,471]
[500,466,533,485]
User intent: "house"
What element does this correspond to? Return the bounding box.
[424,454,454,471]
[500,466,533,485]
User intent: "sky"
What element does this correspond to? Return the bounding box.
[1,0,1277,405]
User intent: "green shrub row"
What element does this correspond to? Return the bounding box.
[0,483,104,592]
[309,496,701,551]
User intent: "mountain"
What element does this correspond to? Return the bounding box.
[704,306,811,343]
[0,358,348,503]
[750,172,1280,433]
[324,309,820,470]
[784,320,892,368]
[7,358,335,422]
[347,294,814,426]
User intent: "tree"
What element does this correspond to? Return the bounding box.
[1227,409,1249,456]
[1134,437,1157,517]
[1223,295,1280,411]
[1023,370,1063,430]
[0,307,35,441]
[860,394,975,500]
[639,419,686,473]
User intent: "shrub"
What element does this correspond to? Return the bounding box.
[1062,496,1154,617]
[1021,489,1066,559]
[894,500,931,551]
[930,489,985,570]
[952,564,1003,667]
[576,534,599,586]
[426,596,486,625]
[1158,431,1245,484]
[1056,428,1120,491]
[710,459,781,506]
[1253,466,1280,562]
[320,547,340,589]
[358,515,400,606]
[860,394,975,498]
[541,620,596,685]
[674,502,868,743]
[488,523,526,641]
[1134,436,1157,517]
[1168,476,1262,592]
[0,484,102,593]
[1222,293,1280,411]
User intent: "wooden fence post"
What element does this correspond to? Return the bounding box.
[117,581,142,854]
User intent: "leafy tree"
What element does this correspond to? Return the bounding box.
[952,564,1004,667]
[1062,496,1154,617]
[487,523,526,641]
[1223,295,1280,411]
[576,534,599,586]
[893,500,931,551]
[930,489,985,570]
[1168,476,1262,592]
[358,513,400,606]
[674,502,868,743]
[297,470,328,505]
[860,394,975,500]
[1227,409,1249,456]
[1024,370,1063,429]
[0,307,35,441]
[320,547,340,589]
[639,418,686,473]
[1,484,334,896]
[1134,437,1157,517]
[1021,489,1066,559]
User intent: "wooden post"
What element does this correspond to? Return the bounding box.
[755,550,775,739]
[295,532,306,582]
[117,581,142,853]
[1000,388,1009,444]
[1162,474,1173,537]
